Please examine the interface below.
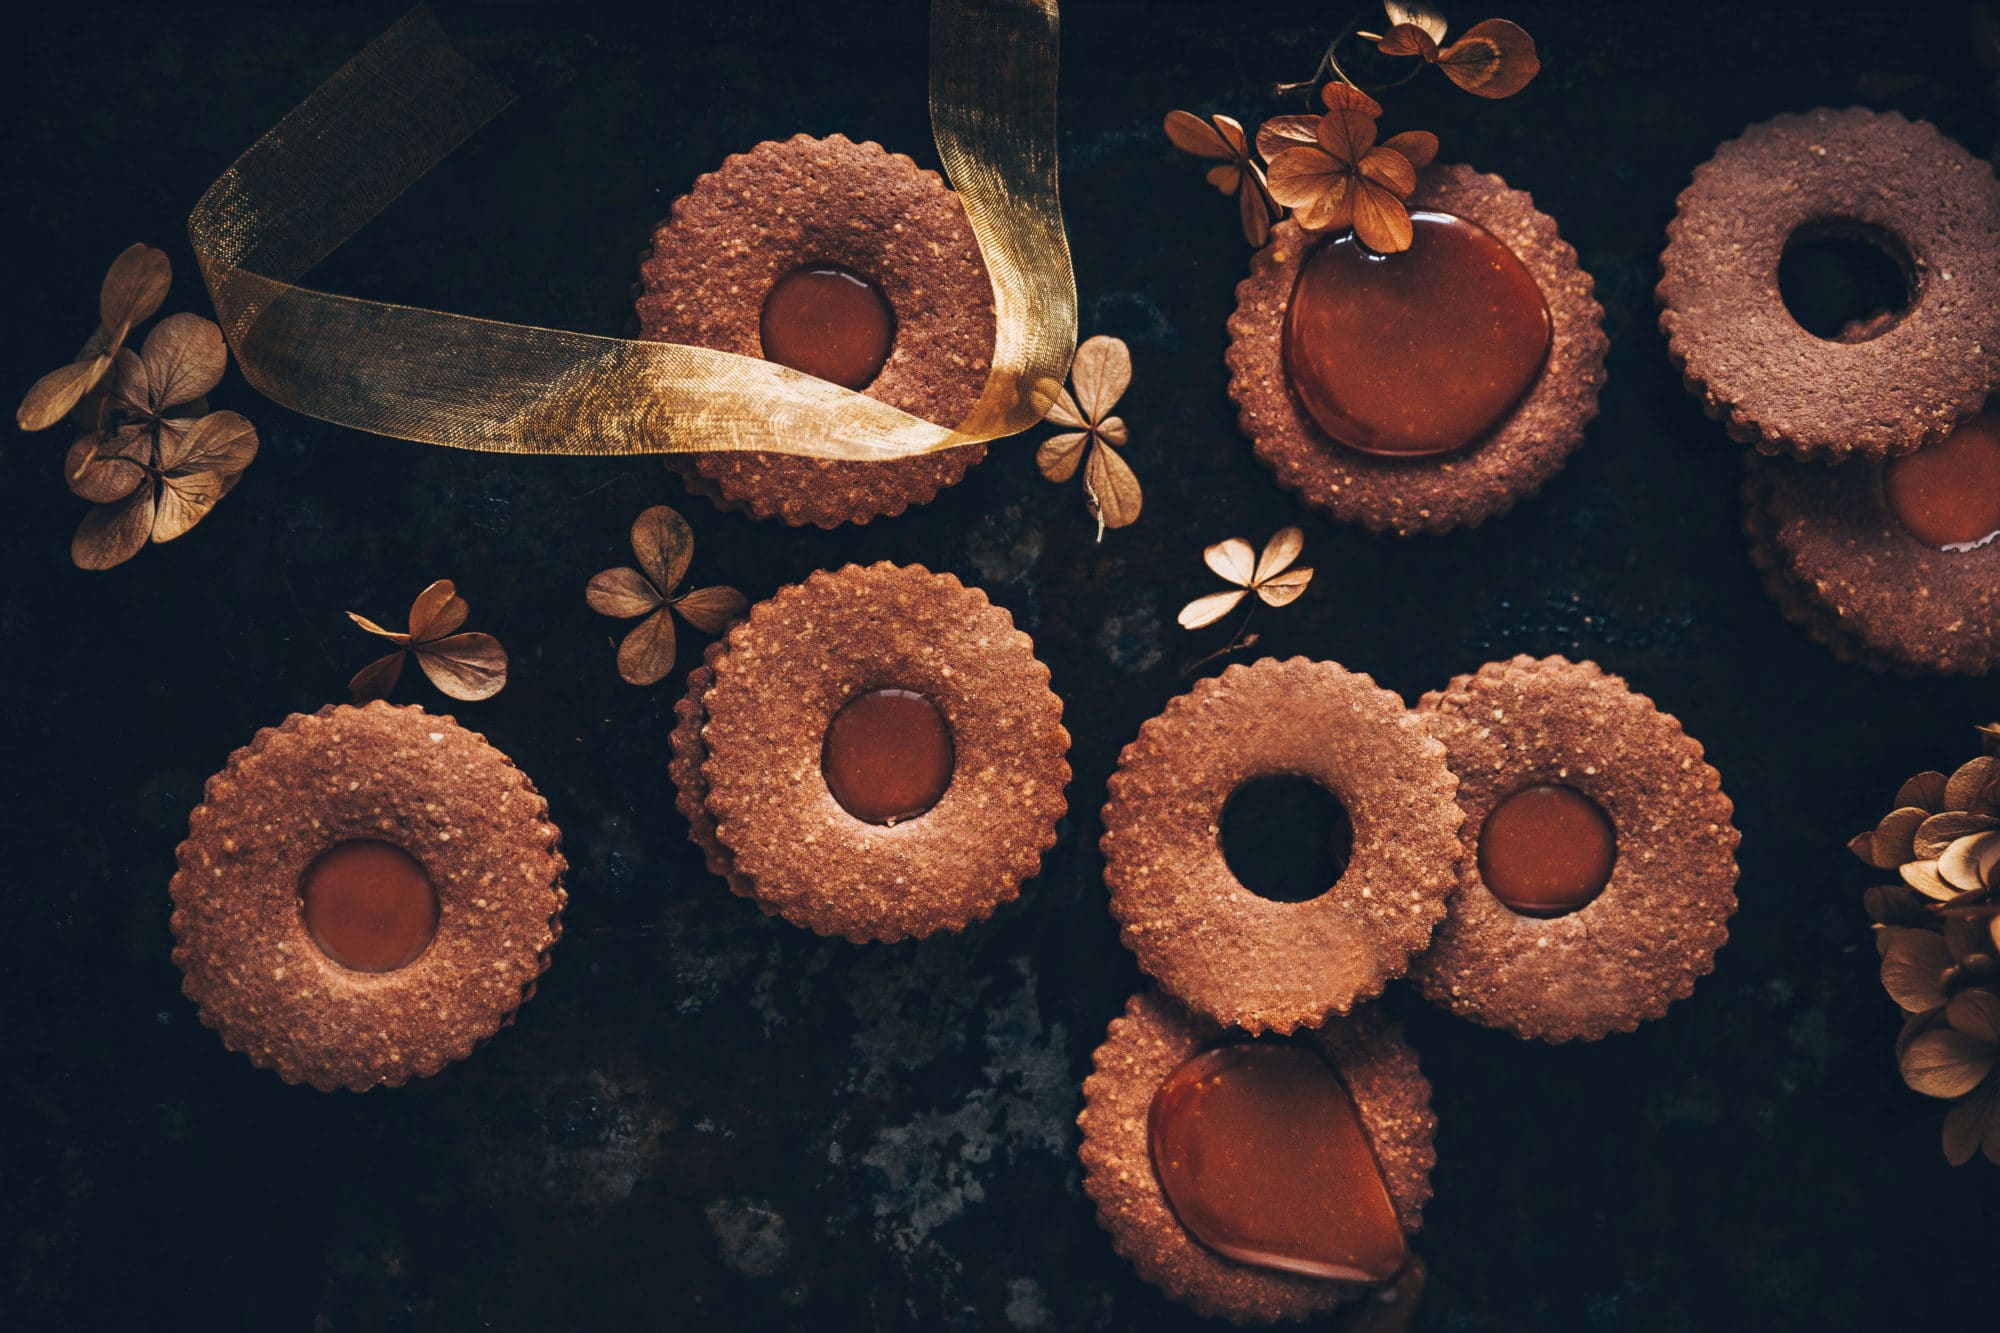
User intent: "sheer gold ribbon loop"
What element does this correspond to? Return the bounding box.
[189,1,1072,461]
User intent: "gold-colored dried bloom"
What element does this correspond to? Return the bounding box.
[348,580,509,702]
[586,505,747,686]
[23,247,259,570]
[1178,527,1314,629]
[1260,84,1438,254]
[1038,335,1141,539]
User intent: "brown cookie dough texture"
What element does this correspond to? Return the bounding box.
[1743,453,1999,676]
[670,562,1069,943]
[170,703,566,1091]
[1100,659,1462,1033]
[1412,657,1739,1042]
[1078,989,1434,1324]
[1225,164,1608,537]
[1658,109,2000,463]
[637,134,997,527]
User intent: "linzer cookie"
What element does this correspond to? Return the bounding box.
[1079,989,1434,1323]
[1100,658,1461,1032]
[1659,109,2000,463]
[1743,407,2000,676]
[1412,656,1739,1042]
[1226,164,1607,536]
[637,134,996,527]
[170,703,566,1091]
[670,562,1068,942]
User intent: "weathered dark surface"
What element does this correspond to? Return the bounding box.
[3,3,1995,1329]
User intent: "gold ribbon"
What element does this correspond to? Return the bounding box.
[189,1,1072,461]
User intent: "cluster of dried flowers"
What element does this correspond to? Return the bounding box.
[348,580,508,703]
[1165,2,1538,252]
[1853,726,2000,1165]
[16,244,258,570]
[587,505,747,685]
[1036,334,1142,539]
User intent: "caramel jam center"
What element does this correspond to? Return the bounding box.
[1148,1042,1408,1284]
[1478,784,1617,918]
[758,264,896,390]
[1882,407,2000,552]
[821,688,955,825]
[298,839,439,973]
[1282,210,1551,458]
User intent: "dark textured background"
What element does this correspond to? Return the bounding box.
[4,2,1996,1329]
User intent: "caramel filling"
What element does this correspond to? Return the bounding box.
[1882,408,2000,552]
[821,688,954,825]
[1149,1042,1407,1284]
[759,264,896,390]
[1282,210,1551,458]
[299,839,439,972]
[1478,784,1616,917]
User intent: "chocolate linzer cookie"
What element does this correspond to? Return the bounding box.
[669,562,1069,942]
[1226,163,1607,536]
[638,134,996,527]
[1100,658,1462,1032]
[1411,656,1740,1042]
[1743,405,1999,676]
[1659,109,2000,463]
[1079,989,1435,1323]
[170,702,566,1091]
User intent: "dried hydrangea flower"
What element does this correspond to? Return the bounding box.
[349,580,508,702]
[586,505,747,686]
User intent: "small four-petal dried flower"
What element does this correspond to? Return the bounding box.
[586,505,748,686]
[1164,110,1281,245]
[17,243,171,432]
[1178,527,1314,628]
[1038,334,1142,538]
[1262,84,1438,253]
[1362,3,1541,100]
[65,314,257,570]
[349,580,509,702]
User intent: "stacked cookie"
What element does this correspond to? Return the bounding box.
[1659,109,2000,675]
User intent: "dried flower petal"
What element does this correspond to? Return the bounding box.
[159,409,257,478]
[1901,1027,1996,1099]
[1084,442,1143,531]
[99,243,171,336]
[1378,24,1440,58]
[1436,19,1541,98]
[1946,756,1999,813]
[1037,431,1090,483]
[416,632,508,701]
[1204,538,1257,587]
[672,585,749,635]
[1874,806,1931,866]
[1938,831,2000,893]
[1901,858,1958,901]
[1163,109,1237,160]
[1382,1,1449,44]
[1351,178,1416,253]
[1896,771,1950,812]
[346,612,409,644]
[1942,1080,2000,1166]
[586,567,663,619]
[630,505,694,597]
[1947,988,2000,1044]
[1255,115,1321,163]
[1881,927,1952,1013]
[72,485,155,570]
[134,313,227,413]
[407,579,470,644]
[153,466,235,543]
[1255,567,1314,608]
[66,432,148,504]
[1321,83,1385,117]
[1381,130,1440,171]
[616,610,678,687]
[1317,110,1380,169]
[1178,589,1248,630]
[349,651,407,702]
[18,359,109,433]
[1069,336,1132,424]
